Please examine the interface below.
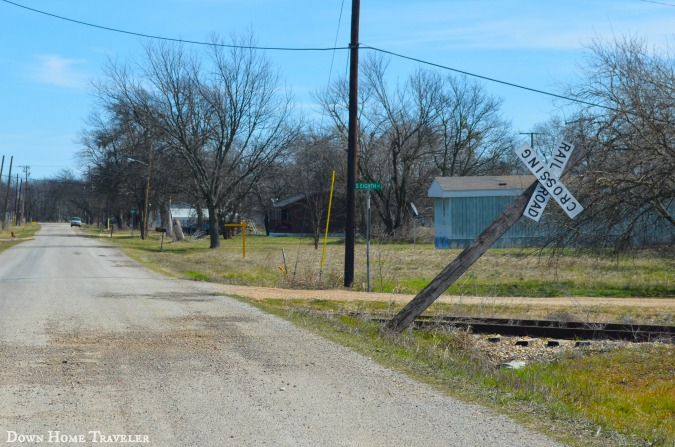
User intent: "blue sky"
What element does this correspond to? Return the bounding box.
[1,0,674,180]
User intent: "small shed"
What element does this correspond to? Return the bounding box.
[428,175,540,248]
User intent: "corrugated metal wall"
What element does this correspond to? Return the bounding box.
[434,196,541,248]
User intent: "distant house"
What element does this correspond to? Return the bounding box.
[170,202,208,227]
[428,175,542,248]
[268,193,345,237]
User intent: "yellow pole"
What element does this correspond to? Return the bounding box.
[223,222,247,258]
[320,171,336,271]
[242,221,247,258]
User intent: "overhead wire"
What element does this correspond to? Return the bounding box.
[327,0,347,84]
[638,0,675,6]
[362,45,620,114]
[0,0,624,113]
[0,0,348,51]
[319,0,347,129]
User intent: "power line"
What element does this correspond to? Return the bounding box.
[362,45,618,113]
[0,0,615,112]
[0,0,348,51]
[320,0,347,129]
[638,0,675,6]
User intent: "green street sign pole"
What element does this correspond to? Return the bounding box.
[352,181,382,290]
[366,190,372,292]
[354,181,381,291]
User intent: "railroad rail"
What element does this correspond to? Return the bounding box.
[362,314,674,342]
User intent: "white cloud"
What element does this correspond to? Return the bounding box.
[30,54,88,89]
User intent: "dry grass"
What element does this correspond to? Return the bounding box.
[106,231,675,298]
[0,223,40,254]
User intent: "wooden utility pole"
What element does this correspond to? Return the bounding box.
[1,156,12,230]
[0,156,5,216]
[14,177,22,225]
[344,0,360,287]
[387,148,585,333]
[141,150,152,240]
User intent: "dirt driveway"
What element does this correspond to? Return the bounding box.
[219,284,675,316]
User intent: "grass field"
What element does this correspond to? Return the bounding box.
[86,227,674,446]
[0,223,40,254]
[102,230,675,298]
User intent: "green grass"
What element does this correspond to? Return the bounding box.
[524,345,674,445]
[185,270,209,281]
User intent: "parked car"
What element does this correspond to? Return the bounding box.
[70,217,82,227]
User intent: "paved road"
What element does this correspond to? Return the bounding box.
[0,224,567,446]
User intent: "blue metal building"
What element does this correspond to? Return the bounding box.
[428,175,540,248]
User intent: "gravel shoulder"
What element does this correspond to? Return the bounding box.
[0,224,631,446]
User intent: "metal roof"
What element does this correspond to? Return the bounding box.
[428,175,535,198]
[271,193,309,208]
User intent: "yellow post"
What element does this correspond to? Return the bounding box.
[223,221,247,258]
[320,171,336,271]
[242,221,247,258]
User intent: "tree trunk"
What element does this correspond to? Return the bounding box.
[161,201,174,238]
[207,203,220,249]
[116,211,125,230]
[172,219,184,241]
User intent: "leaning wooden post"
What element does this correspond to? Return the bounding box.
[386,147,584,333]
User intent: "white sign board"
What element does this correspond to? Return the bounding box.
[523,140,574,221]
[514,142,583,219]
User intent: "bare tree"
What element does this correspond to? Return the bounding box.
[79,101,164,237]
[432,75,516,176]
[556,36,675,250]
[29,173,87,223]
[200,35,300,246]
[287,132,345,248]
[91,35,300,249]
[317,56,516,236]
[361,59,440,235]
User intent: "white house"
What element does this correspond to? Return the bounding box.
[170,202,209,227]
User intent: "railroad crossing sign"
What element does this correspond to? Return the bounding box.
[388,144,586,333]
[514,139,583,220]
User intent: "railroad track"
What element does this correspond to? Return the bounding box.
[362,314,674,342]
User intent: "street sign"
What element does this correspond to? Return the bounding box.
[523,140,574,221]
[514,143,583,219]
[355,181,382,190]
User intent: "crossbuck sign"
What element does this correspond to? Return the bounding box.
[514,140,583,220]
